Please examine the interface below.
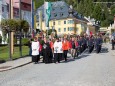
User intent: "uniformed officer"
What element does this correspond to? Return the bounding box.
[87,36,94,53]
[95,35,103,53]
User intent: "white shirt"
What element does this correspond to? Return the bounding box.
[31,41,40,55]
[54,41,63,53]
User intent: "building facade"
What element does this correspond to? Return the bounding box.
[84,16,100,34]
[36,1,87,36]
[0,0,31,43]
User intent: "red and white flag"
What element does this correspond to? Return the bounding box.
[90,31,93,36]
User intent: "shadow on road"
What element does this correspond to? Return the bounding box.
[76,54,89,60]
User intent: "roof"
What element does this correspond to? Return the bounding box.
[84,16,100,26]
[36,1,87,22]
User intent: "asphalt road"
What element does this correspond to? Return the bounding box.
[0,44,115,86]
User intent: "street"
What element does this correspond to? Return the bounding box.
[0,44,115,86]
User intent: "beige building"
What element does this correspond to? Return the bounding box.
[36,1,87,36]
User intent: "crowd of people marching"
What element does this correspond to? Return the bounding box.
[29,34,103,64]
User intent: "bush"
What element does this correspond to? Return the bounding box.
[21,38,29,45]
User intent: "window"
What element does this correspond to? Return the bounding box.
[64,21,66,24]
[2,6,4,12]
[54,13,57,17]
[68,20,74,24]
[60,7,63,10]
[64,28,66,32]
[60,13,63,17]
[53,22,55,25]
[68,27,74,31]
[68,20,70,24]
[58,28,61,32]
[71,20,74,24]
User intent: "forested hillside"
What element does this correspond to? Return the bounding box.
[34,0,115,27]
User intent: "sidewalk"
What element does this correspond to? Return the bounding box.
[0,56,32,72]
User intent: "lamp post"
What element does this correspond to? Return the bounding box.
[19,0,22,57]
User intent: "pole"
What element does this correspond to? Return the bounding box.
[19,0,22,57]
[31,0,34,38]
[9,0,12,60]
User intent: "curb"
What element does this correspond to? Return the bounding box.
[0,61,32,72]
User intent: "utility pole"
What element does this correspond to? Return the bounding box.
[19,0,22,57]
[9,0,14,60]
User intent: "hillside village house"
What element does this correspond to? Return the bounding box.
[36,1,88,36]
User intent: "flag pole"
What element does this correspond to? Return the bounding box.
[31,0,34,38]
[44,0,48,37]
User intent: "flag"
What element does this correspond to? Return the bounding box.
[90,31,93,36]
[86,27,90,36]
[114,15,115,28]
[38,10,42,30]
[44,2,52,28]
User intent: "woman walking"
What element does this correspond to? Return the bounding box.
[62,38,69,62]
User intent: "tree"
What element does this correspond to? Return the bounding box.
[110,4,115,16]
[93,3,102,21]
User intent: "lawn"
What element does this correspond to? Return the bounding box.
[0,46,29,61]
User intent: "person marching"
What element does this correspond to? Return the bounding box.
[87,36,95,53]
[70,37,76,59]
[111,35,115,50]
[42,37,52,64]
[79,36,84,53]
[31,37,40,64]
[77,36,82,55]
[95,35,103,53]
[62,38,69,62]
[54,38,63,63]
[82,36,87,52]
[75,37,79,57]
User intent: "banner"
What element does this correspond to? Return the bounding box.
[44,2,51,28]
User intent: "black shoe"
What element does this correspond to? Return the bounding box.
[58,61,60,63]
[34,62,38,64]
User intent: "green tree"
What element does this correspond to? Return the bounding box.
[93,3,102,21]
[110,4,115,16]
